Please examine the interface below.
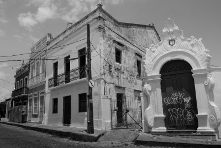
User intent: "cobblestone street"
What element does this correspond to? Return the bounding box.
[0,124,175,148]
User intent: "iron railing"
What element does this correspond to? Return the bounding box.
[12,87,28,97]
[48,67,86,88]
[28,72,46,87]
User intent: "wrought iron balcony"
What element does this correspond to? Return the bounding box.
[48,67,86,88]
[28,72,46,87]
[12,87,28,97]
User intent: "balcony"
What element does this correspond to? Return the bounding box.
[48,67,86,88]
[12,87,28,97]
[28,72,46,87]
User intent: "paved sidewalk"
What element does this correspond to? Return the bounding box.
[135,133,221,148]
[0,120,106,142]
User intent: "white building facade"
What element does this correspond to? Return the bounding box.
[43,4,160,130]
[142,18,221,139]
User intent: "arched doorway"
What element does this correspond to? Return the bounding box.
[160,60,198,131]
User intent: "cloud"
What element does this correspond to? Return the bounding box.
[18,0,57,31]
[14,34,23,42]
[0,0,8,23]
[0,71,9,79]
[0,29,6,36]
[29,34,39,43]
[18,0,125,30]
[0,63,9,69]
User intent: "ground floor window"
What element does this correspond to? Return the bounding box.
[33,94,38,114]
[79,93,87,112]
[52,98,58,114]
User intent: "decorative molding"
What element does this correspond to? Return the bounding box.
[144,18,211,75]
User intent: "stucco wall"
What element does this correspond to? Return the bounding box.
[211,68,221,138]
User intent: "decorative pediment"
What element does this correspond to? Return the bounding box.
[144,18,211,75]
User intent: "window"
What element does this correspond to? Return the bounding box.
[137,60,141,77]
[17,81,19,89]
[78,48,86,79]
[53,62,58,86]
[135,53,142,78]
[20,79,23,88]
[115,48,122,64]
[52,98,58,114]
[64,55,70,83]
[79,93,87,112]
[24,77,28,87]
[31,64,35,78]
[28,97,32,111]
[42,58,46,73]
[36,61,40,75]
[33,94,38,114]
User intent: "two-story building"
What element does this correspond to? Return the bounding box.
[43,4,160,130]
[8,62,29,123]
[27,33,52,123]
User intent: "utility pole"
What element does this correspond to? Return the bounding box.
[87,24,94,134]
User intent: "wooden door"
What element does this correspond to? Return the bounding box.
[63,96,71,125]
[161,60,198,131]
[39,95,44,122]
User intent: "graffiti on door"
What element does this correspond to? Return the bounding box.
[163,92,195,126]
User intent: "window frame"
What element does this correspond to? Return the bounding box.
[33,93,38,114]
[79,93,87,112]
[20,79,23,88]
[52,98,58,114]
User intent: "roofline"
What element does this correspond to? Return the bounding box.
[48,5,160,47]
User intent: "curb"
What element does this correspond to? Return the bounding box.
[0,121,106,142]
[135,135,221,148]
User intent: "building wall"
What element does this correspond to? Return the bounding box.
[211,68,221,138]
[44,19,103,129]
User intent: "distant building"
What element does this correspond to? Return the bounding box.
[142,18,221,140]
[27,33,52,123]
[43,4,160,130]
[8,62,29,123]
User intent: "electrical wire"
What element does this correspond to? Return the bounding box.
[0,38,86,58]
[0,84,12,91]
[0,78,14,85]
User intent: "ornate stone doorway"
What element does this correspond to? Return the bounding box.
[160,60,198,131]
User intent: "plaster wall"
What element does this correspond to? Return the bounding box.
[211,68,221,138]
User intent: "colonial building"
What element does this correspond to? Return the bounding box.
[8,62,29,123]
[27,33,52,123]
[43,4,160,130]
[142,18,221,139]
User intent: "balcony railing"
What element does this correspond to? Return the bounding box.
[12,87,28,97]
[28,72,46,87]
[48,67,86,88]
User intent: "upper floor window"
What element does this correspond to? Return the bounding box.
[17,81,19,89]
[135,53,142,78]
[78,48,86,79]
[24,77,28,87]
[20,79,23,88]
[31,64,35,78]
[36,61,40,75]
[137,60,141,77]
[42,58,46,74]
[115,48,122,64]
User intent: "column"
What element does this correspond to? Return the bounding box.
[148,74,166,132]
[192,70,214,132]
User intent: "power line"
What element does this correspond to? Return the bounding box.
[0,84,12,91]
[0,78,14,85]
[0,38,86,58]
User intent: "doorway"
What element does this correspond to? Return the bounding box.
[63,96,71,125]
[160,60,198,131]
[117,93,124,124]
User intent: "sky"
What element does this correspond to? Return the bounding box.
[0,0,221,102]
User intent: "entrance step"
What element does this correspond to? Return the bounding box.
[151,132,218,141]
[97,129,140,143]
